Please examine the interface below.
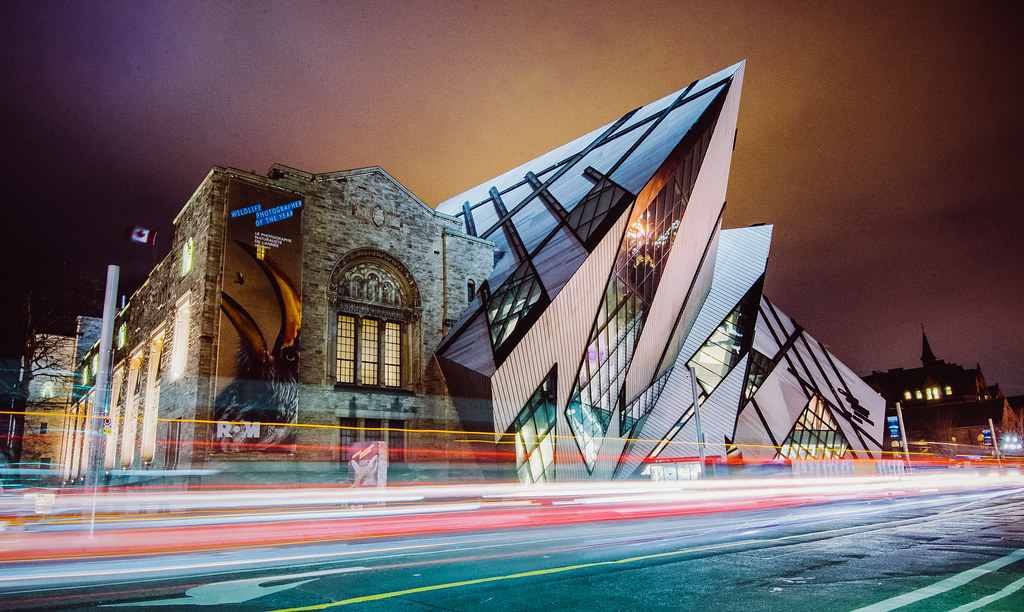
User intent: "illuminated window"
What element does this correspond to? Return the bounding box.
[925,388,933,400]
[933,386,941,398]
[336,315,355,383]
[509,368,557,484]
[778,395,850,460]
[915,390,923,399]
[181,237,194,276]
[92,353,99,377]
[170,294,191,379]
[333,255,411,389]
[41,381,55,399]
[903,391,912,400]
[383,322,401,387]
[337,315,403,388]
[361,319,379,385]
[945,385,953,395]
[117,323,126,349]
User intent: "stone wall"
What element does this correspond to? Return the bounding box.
[65,163,496,486]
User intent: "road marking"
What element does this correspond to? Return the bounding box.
[269,538,770,611]
[949,574,1024,611]
[851,548,1024,612]
[268,493,1024,612]
[102,566,367,607]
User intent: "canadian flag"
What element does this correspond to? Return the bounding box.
[130,227,156,245]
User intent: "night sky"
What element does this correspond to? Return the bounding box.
[2,1,1021,394]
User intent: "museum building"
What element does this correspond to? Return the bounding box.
[60,62,889,485]
[435,61,886,482]
[61,165,492,484]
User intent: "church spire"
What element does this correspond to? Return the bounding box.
[921,325,938,366]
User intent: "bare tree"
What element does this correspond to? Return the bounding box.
[0,263,103,473]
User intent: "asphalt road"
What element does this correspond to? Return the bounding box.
[3,486,1024,610]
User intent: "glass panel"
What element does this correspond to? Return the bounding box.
[743,349,773,403]
[383,322,401,387]
[507,368,558,484]
[778,395,850,460]
[469,199,501,234]
[361,319,379,385]
[483,261,548,358]
[610,84,725,195]
[511,196,559,254]
[337,315,355,383]
[484,225,519,288]
[388,421,404,462]
[339,417,357,461]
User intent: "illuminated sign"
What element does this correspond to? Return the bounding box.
[886,416,900,440]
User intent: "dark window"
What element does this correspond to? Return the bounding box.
[339,417,358,462]
[39,422,47,434]
[364,419,383,442]
[387,421,404,463]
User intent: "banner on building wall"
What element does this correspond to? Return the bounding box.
[213,179,303,452]
[349,441,388,487]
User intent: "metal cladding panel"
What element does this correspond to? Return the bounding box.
[644,362,700,456]
[661,353,748,461]
[439,312,497,377]
[751,304,784,359]
[678,225,772,364]
[749,364,809,448]
[623,64,745,402]
[651,223,720,382]
[763,297,800,341]
[615,366,693,478]
[785,327,885,458]
[490,211,629,472]
[733,398,778,462]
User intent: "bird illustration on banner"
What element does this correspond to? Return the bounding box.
[213,240,301,452]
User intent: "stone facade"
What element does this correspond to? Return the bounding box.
[62,164,493,486]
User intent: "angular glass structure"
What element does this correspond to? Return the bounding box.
[436,62,885,482]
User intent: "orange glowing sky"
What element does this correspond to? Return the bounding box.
[2,1,1022,392]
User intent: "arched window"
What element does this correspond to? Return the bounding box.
[467,279,476,302]
[330,251,420,389]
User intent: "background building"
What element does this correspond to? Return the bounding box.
[863,332,1018,458]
